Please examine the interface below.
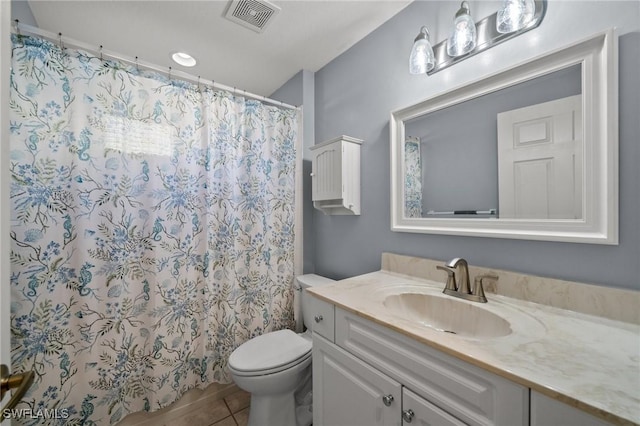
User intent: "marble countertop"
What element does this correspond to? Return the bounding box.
[307,270,640,425]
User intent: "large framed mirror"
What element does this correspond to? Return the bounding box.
[390,30,618,244]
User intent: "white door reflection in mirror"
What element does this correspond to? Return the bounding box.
[498,95,582,219]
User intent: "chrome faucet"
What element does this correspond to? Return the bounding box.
[446,258,471,294]
[436,258,496,303]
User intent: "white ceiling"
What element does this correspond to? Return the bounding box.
[26,0,413,97]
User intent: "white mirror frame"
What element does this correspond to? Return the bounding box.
[390,30,618,245]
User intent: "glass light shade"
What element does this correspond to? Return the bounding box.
[446,2,477,58]
[497,0,536,33]
[409,28,435,74]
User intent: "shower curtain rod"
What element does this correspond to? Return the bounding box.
[12,21,299,111]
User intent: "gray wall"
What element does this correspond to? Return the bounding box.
[270,70,317,274]
[11,0,37,26]
[312,1,640,290]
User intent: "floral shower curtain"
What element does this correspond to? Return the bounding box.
[8,34,298,425]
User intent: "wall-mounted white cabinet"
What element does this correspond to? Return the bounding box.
[310,135,362,215]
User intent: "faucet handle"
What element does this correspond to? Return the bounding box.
[436,265,457,292]
[472,273,498,302]
[472,276,487,301]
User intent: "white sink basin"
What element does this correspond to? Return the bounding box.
[383,292,512,339]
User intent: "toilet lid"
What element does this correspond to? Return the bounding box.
[229,329,312,373]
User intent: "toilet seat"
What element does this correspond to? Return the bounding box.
[230,351,312,377]
[229,329,312,376]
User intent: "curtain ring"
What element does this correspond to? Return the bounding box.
[168,66,172,81]
[13,19,20,35]
[99,45,103,61]
[135,56,139,72]
[58,32,64,50]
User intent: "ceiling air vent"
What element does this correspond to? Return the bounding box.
[224,0,281,33]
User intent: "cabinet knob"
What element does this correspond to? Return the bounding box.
[382,394,394,407]
[314,315,323,323]
[402,409,415,423]
[310,172,315,177]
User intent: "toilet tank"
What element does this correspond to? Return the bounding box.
[296,274,335,330]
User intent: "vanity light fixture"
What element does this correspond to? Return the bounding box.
[409,26,435,74]
[497,0,536,33]
[171,52,197,67]
[446,1,477,58]
[409,0,546,76]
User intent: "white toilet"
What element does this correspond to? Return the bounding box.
[228,274,335,426]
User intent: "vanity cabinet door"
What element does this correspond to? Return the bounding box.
[403,388,466,426]
[313,334,401,426]
[530,391,611,426]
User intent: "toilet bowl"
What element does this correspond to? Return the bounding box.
[228,274,335,426]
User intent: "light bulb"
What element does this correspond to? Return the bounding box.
[497,0,536,33]
[446,1,477,58]
[409,27,435,74]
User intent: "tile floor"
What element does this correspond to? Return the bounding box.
[211,389,251,426]
[145,388,250,426]
[117,385,250,426]
[149,389,250,426]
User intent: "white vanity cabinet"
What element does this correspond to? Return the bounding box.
[310,135,362,215]
[530,391,611,426]
[313,334,402,425]
[314,334,460,426]
[311,303,529,426]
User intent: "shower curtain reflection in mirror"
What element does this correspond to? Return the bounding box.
[404,136,423,218]
[9,34,299,424]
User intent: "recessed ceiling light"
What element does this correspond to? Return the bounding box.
[172,52,197,67]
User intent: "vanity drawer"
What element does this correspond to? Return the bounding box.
[308,296,335,342]
[335,308,528,426]
[404,387,466,426]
